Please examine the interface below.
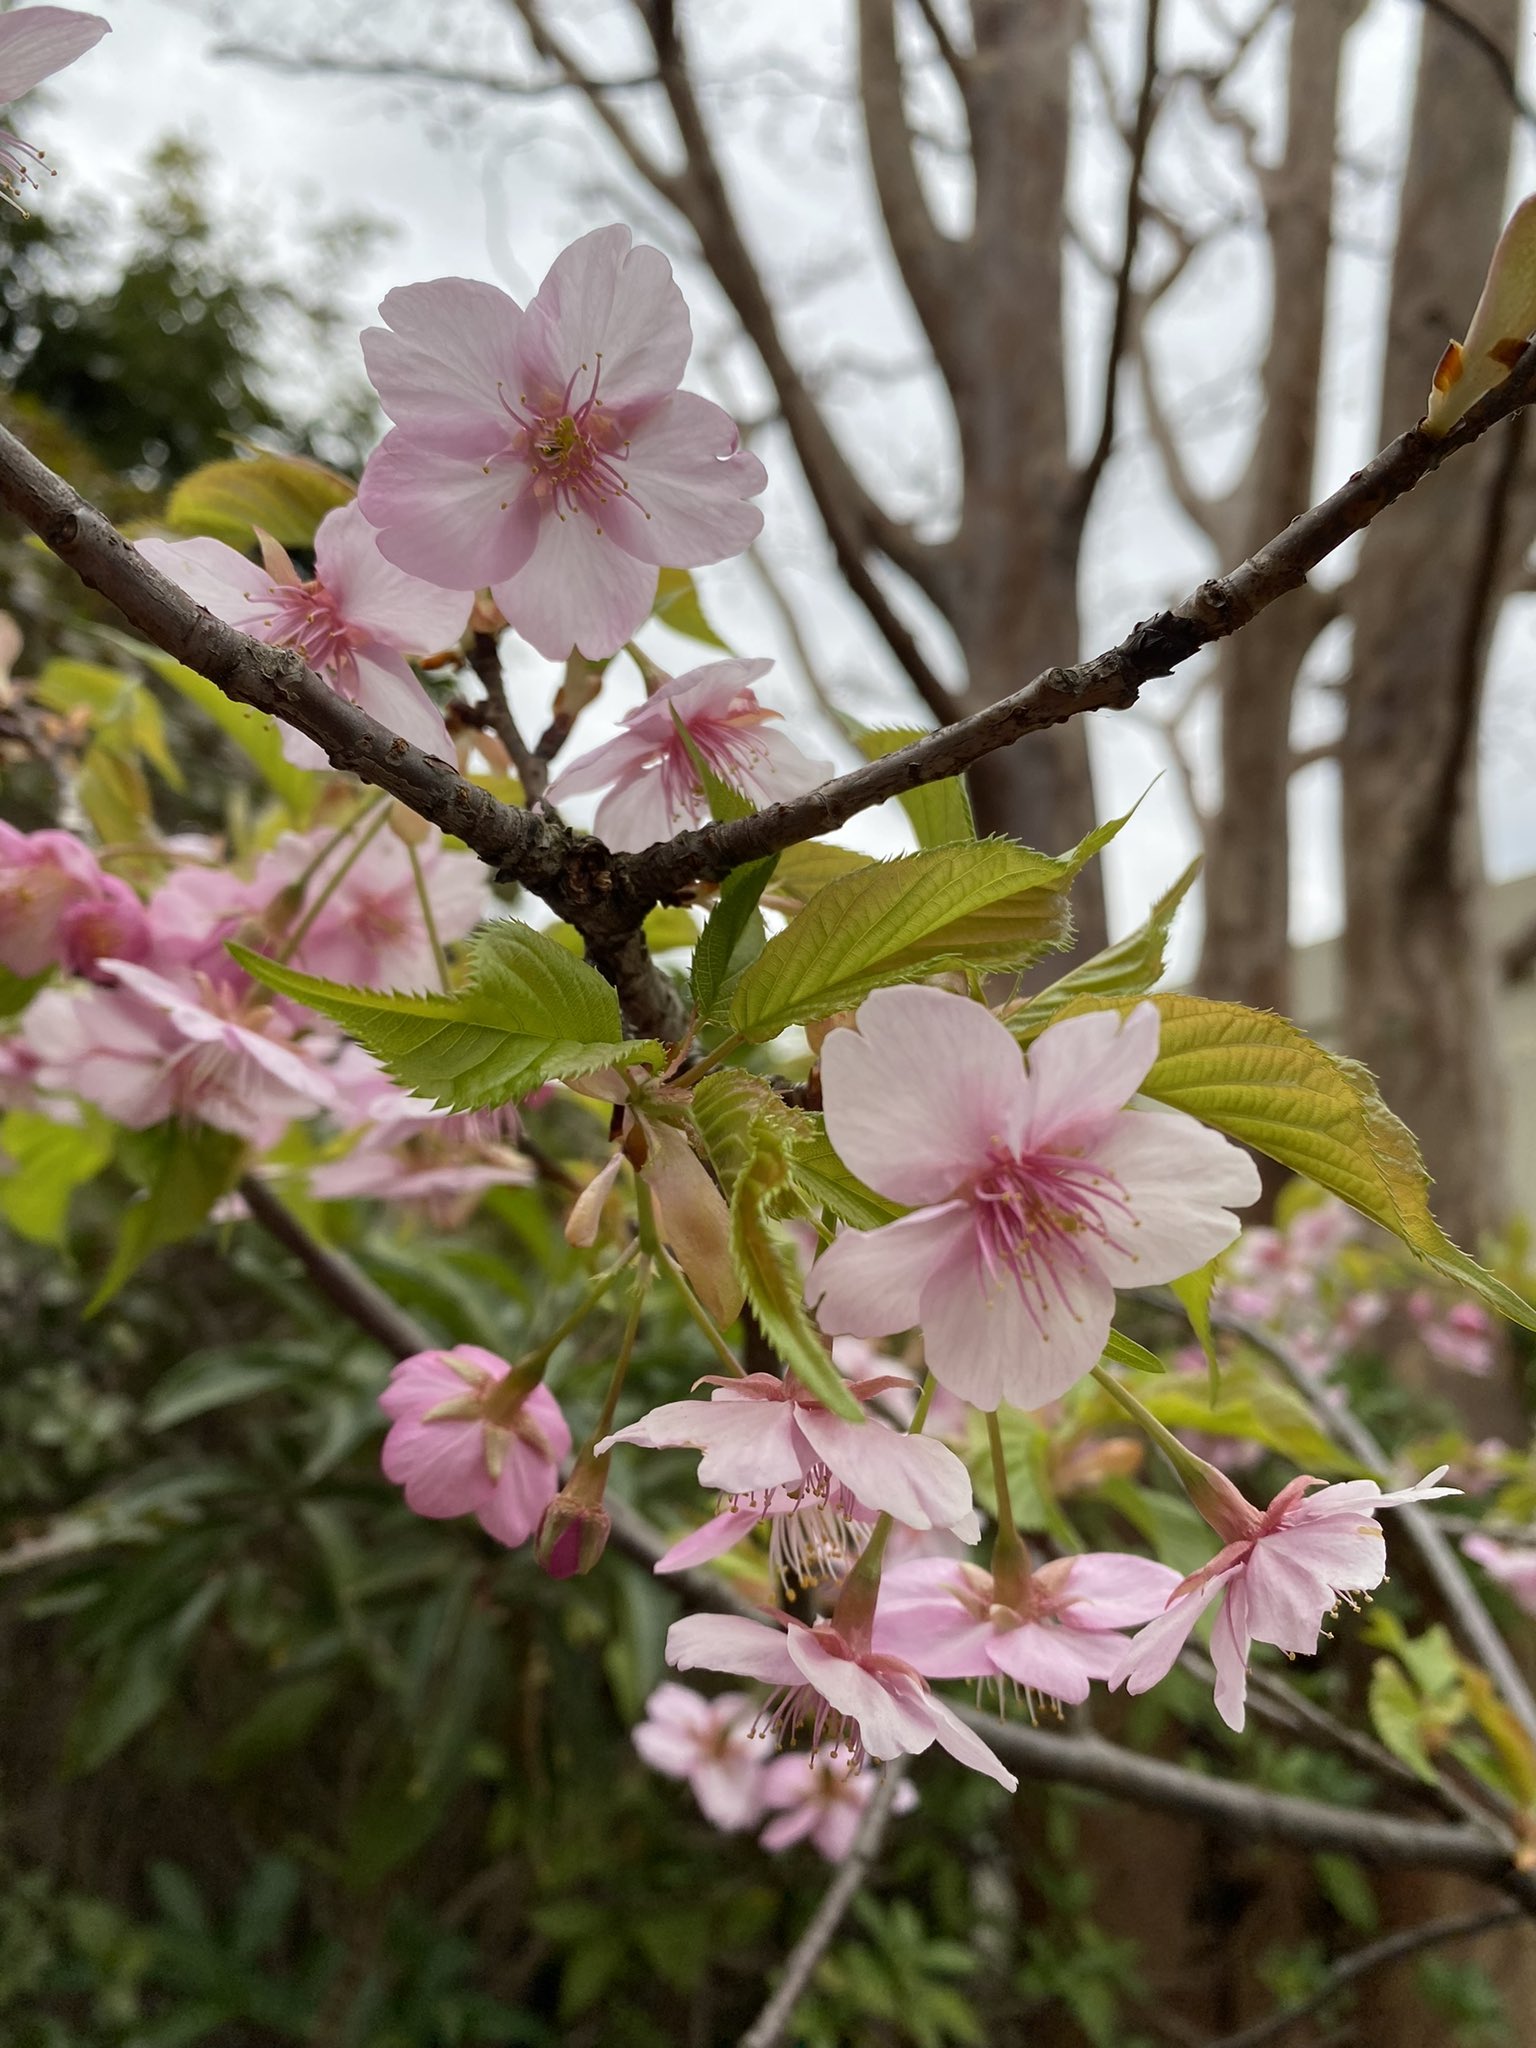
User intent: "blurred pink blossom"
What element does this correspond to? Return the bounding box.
[357,226,766,659]
[1407,1289,1496,1375]
[808,989,1259,1411]
[378,1345,570,1548]
[254,826,486,992]
[139,504,470,766]
[759,1752,918,1860]
[0,824,129,977]
[546,659,831,851]
[1462,1533,1536,1616]
[633,1683,765,1831]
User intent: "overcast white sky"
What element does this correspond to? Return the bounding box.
[30,0,1536,962]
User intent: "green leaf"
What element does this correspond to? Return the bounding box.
[90,1123,245,1312]
[691,856,775,1019]
[141,1346,293,1431]
[787,1118,907,1232]
[1007,858,1200,1040]
[0,965,49,1018]
[0,1110,114,1245]
[165,452,355,550]
[1102,1327,1166,1375]
[232,921,663,1112]
[1052,993,1536,1338]
[77,740,154,845]
[731,817,1127,1042]
[652,565,732,649]
[1369,1658,1440,1784]
[852,725,975,850]
[769,841,873,906]
[135,646,317,817]
[690,1070,861,1419]
[1089,1358,1361,1474]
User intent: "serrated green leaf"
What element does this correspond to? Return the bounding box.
[89,1122,245,1312]
[1007,858,1200,1039]
[731,816,1127,1042]
[788,1118,907,1231]
[1102,1327,1166,1375]
[1052,993,1536,1338]
[769,841,874,907]
[165,452,355,550]
[0,1109,114,1245]
[652,565,732,649]
[852,725,975,850]
[689,1070,861,1419]
[691,856,775,1019]
[232,921,663,1112]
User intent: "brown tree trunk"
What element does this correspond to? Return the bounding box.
[949,0,1105,950]
[1199,0,1356,1010]
[1339,0,1516,1246]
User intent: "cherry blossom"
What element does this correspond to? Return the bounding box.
[1408,1289,1496,1375]
[545,659,832,851]
[378,1345,571,1549]
[139,503,471,766]
[0,6,109,206]
[312,1055,531,1220]
[23,959,335,1146]
[1111,1465,1459,1731]
[1462,1533,1536,1616]
[596,1371,976,1538]
[632,1683,765,1832]
[357,226,766,659]
[807,988,1260,1411]
[653,1486,877,1590]
[666,1612,1017,1789]
[253,824,486,992]
[759,1751,919,1861]
[873,1551,1181,1707]
[0,824,132,977]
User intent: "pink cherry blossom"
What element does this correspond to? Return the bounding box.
[632,1683,766,1831]
[873,1551,1181,1707]
[142,860,269,983]
[597,1370,976,1538]
[666,1612,1017,1788]
[57,877,150,979]
[759,1752,919,1861]
[357,227,766,660]
[312,1056,531,1221]
[0,6,109,205]
[807,989,1261,1412]
[0,823,127,977]
[1462,1533,1536,1616]
[253,825,486,992]
[138,503,471,766]
[545,659,832,851]
[1111,1466,1458,1731]
[1407,1289,1495,1375]
[378,1345,571,1548]
[654,1485,879,1590]
[23,960,335,1145]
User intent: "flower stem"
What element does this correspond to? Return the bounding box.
[482,1241,641,1423]
[407,839,451,991]
[1091,1361,1258,1541]
[985,1409,1032,1606]
[677,1032,747,1086]
[907,1373,938,1436]
[590,1255,653,1448]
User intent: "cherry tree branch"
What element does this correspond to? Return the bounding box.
[466,629,544,800]
[620,340,1536,894]
[737,1762,908,2048]
[1201,1901,1524,2048]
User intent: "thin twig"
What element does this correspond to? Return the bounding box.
[1201,1902,1524,2048]
[1076,0,1163,515]
[738,1764,907,2048]
[467,629,545,800]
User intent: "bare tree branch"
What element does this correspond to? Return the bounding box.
[1201,1902,1525,2048]
[1075,0,1164,516]
[910,0,969,92]
[214,43,656,98]
[738,1763,908,2048]
[466,629,545,801]
[857,0,966,386]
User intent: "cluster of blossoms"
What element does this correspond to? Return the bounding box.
[1,38,1486,1819]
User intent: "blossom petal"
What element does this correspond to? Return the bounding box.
[137,536,278,632]
[806,1204,973,1340]
[1050,1553,1183,1630]
[1111,1572,1233,1696]
[821,986,1031,1205]
[493,507,658,660]
[363,277,525,453]
[0,7,109,105]
[785,1629,936,1761]
[514,225,692,409]
[476,1434,559,1548]
[1239,1538,1333,1655]
[347,651,455,764]
[917,1238,1114,1412]
[361,432,540,590]
[795,1407,974,1533]
[654,1508,763,1573]
[313,502,474,651]
[1018,1003,1161,1151]
[381,1412,494,1519]
[599,1393,803,1495]
[1087,1107,1260,1287]
[598,390,766,568]
[921,1695,1019,1791]
[666,1614,799,1685]
[985,1623,1111,1703]
[1209,1571,1253,1731]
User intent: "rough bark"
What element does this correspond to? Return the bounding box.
[1199,0,1355,1009]
[1340,0,1518,1246]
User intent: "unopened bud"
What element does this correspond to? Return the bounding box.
[536,1494,611,1578]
